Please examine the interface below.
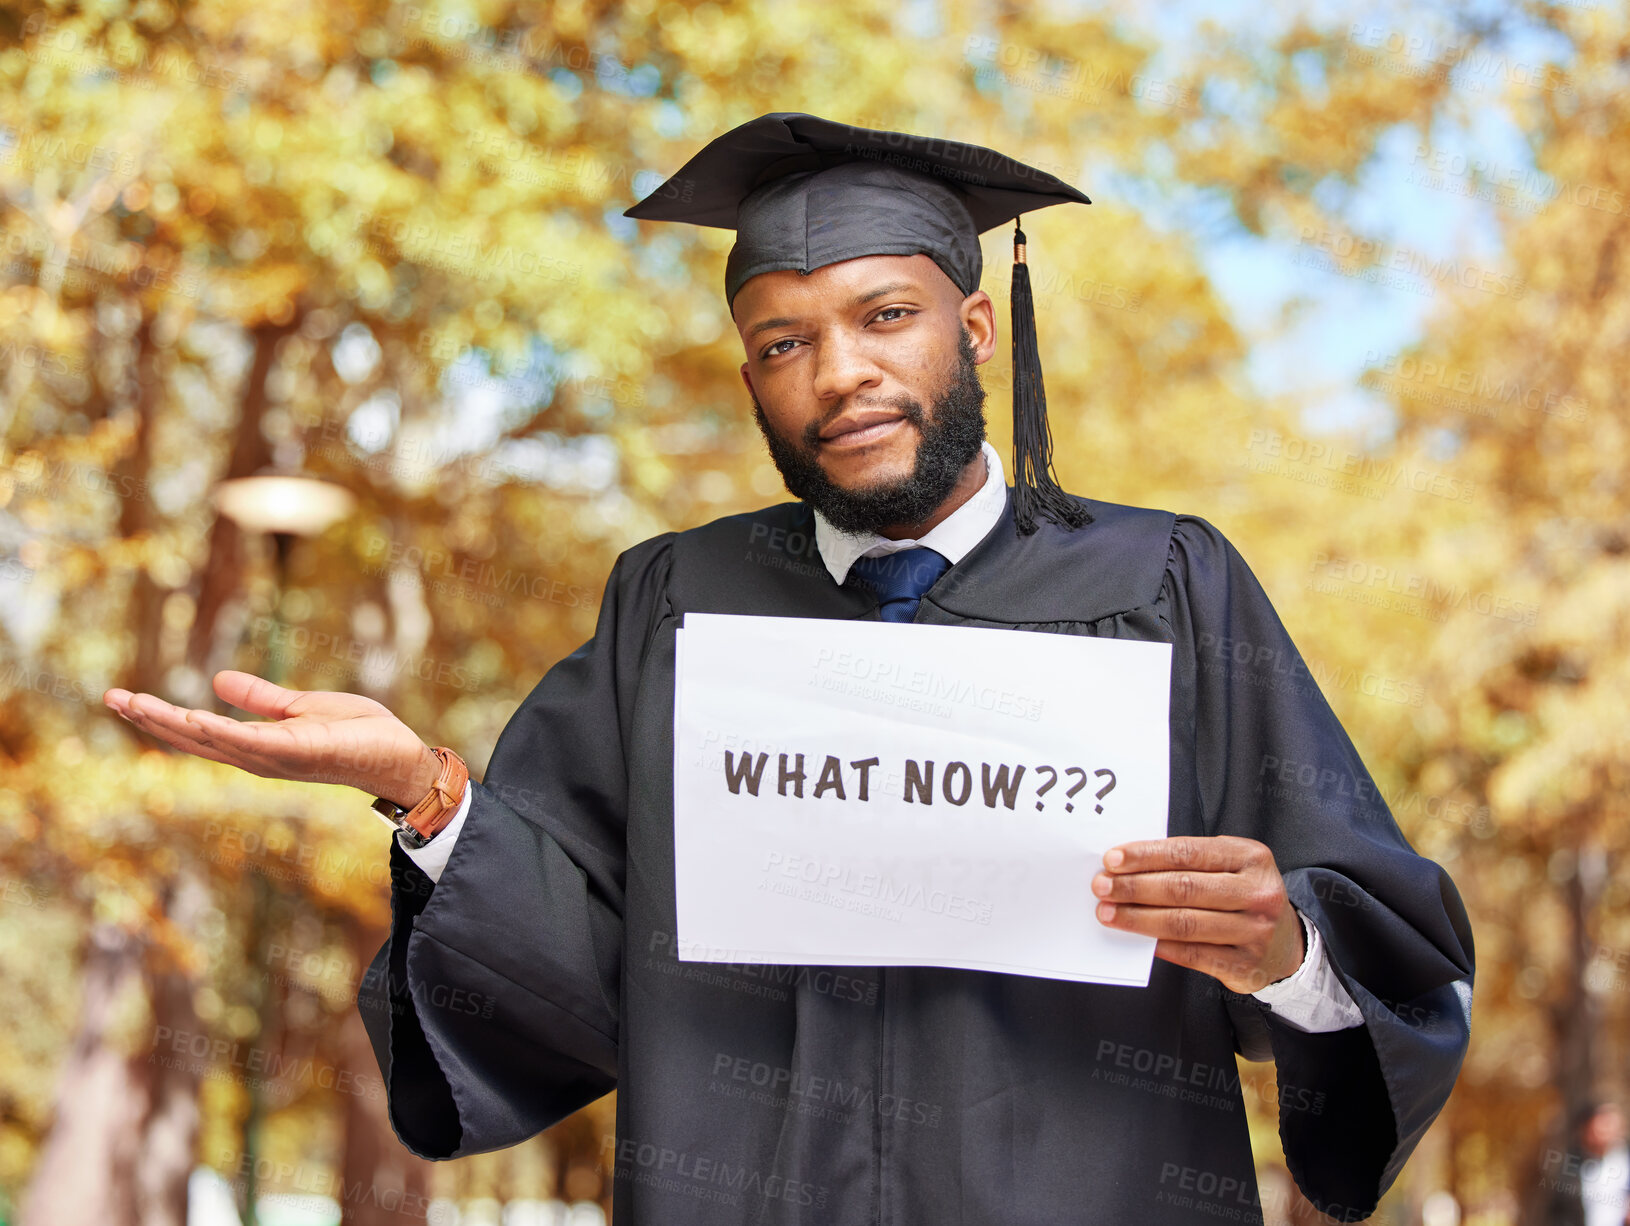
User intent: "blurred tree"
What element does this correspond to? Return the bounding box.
[19,868,209,1226]
[1345,16,1630,1215]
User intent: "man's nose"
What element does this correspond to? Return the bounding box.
[810,332,883,402]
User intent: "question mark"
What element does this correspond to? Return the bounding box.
[1093,769,1117,814]
[1033,765,1057,811]
[1062,767,1088,813]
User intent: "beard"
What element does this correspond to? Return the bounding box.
[751,325,988,536]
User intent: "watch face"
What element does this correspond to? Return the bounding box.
[373,797,426,846]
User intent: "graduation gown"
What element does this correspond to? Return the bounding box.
[358,490,1474,1225]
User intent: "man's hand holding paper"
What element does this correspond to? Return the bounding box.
[1093,835,1308,994]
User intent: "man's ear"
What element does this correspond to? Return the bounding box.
[959,290,998,364]
[740,363,756,399]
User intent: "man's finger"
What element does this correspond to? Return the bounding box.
[1151,940,1262,989]
[123,695,267,763]
[116,698,317,785]
[1092,868,1255,910]
[213,670,305,720]
[122,691,201,728]
[115,697,255,772]
[126,692,235,741]
[1154,941,1296,995]
[1096,901,1270,946]
[1102,836,1263,875]
[130,697,312,773]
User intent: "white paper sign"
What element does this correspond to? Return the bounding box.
[672,613,1172,986]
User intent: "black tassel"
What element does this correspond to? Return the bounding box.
[1011,219,1090,536]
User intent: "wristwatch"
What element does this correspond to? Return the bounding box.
[370,747,469,850]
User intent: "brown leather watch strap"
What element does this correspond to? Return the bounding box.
[373,747,468,844]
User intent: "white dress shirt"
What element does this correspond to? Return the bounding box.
[1583,1140,1630,1226]
[404,438,1363,1032]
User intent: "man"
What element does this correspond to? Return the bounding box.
[105,114,1473,1224]
[1544,1100,1630,1226]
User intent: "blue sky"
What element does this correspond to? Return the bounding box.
[1094,0,1574,437]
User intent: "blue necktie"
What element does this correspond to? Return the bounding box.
[846,548,951,623]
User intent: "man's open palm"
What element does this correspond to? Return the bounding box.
[104,671,437,807]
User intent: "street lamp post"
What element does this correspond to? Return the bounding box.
[212,474,357,686]
[209,472,355,1226]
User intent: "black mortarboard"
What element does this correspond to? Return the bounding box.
[624,112,1093,535]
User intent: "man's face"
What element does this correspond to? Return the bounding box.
[733,254,998,535]
[1585,1104,1626,1154]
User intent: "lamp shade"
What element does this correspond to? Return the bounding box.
[211,474,356,537]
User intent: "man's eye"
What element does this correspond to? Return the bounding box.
[764,339,798,358]
[874,307,914,323]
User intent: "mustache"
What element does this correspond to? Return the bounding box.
[801,395,926,450]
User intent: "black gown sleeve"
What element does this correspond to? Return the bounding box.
[357,533,675,1159]
[1163,515,1474,1221]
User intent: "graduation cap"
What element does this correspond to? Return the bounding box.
[624,112,1093,535]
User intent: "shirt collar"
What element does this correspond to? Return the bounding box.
[812,440,1008,585]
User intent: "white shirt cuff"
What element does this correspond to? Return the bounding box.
[1249,909,1365,1032]
[398,782,472,884]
